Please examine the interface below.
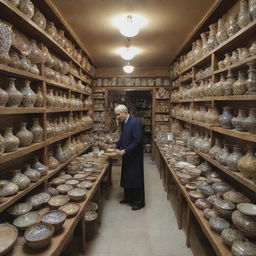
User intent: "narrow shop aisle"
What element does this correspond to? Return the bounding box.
[83,154,193,256]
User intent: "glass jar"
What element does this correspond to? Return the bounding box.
[227,14,240,37]
[238,0,252,28]
[216,18,228,44]
[232,109,247,131]
[219,106,234,129]
[233,70,247,95]
[207,23,218,52]
[246,61,256,94]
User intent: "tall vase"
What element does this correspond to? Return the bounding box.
[30,118,43,143]
[227,146,243,171]
[219,106,234,129]
[55,143,66,163]
[227,14,240,37]
[15,122,33,146]
[233,70,248,95]
[246,61,256,94]
[224,69,235,95]
[3,127,20,152]
[200,32,209,56]
[6,78,23,107]
[216,18,228,44]
[232,109,247,131]
[249,0,256,20]
[0,86,9,106]
[243,108,256,133]
[34,87,44,107]
[207,23,218,52]
[0,133,5,155]
[48,151,59,170]
[21,80,36,107]
[238,0,252,28]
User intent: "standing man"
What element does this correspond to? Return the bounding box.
[113,104,145,210]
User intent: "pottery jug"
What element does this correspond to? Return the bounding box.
[249,41,256,56]
[238,0,252,28]
[11,169,30,190]
[48,151,59,170]
[21,80,36,107]
[30,118,43,143]
[224,69,235,95]
[0,19,12,65]
[32,156,48,176]
[227,146,243,171]
[213,73,225,96]
[34,87,44,107]
[0,86,9,106]
[219,106,233,129]
[249,0,256,20]
[200,32,209,56]
[6,78,23,107]
[232,109,247,131]
[216,18,228,44]
[32,8,46,30]
[18,0,34,19]
[219,144,231,166]
[23,164,41,182]
[223,53,232,67]
[3,127,20,152]
[246,61,256,94]
[0,133,5,155]
[231,50,239,64]
[207,23,218,52]
[243,108,256,133]
[55,143,66,164]
[15,122,33,147]
[233,70,248,95]
[238,147,256,180]
[227,14,240,37]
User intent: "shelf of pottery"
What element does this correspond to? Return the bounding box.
[93,90,106,132]
[94,76,170,88]
[153,87,170,138]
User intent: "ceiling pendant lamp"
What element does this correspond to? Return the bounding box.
[117,47,140,60]
[123,63,134,73]
[119,15,140,37]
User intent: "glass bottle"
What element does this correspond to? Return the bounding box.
[238,0,252,28]
[15,122,33,147]
[6,78,22,107]
[30,118,43,143]
[233,70,248,95]
[216,18,228,44]
[246,61,256,94]
[21,80,36,107]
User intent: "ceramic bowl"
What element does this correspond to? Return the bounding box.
[13,211,41,230]
[214,199,236,219]
[86,175,97,182]
[68,188,86,201]
[59,174,73,180]
[198,184,215,196]
[185,182,197,191]
[24,223,54,249]
[47,187,59,196]
[41,210,67,231]
[56,184,73,194]
[223,191,250,204]
[231,241,256,256]
[0,223,18,255]
[77,181,92,190]
[188,191,205,202]
[73,173,87,181]
[212,182,231,195]
[209,217,230,233]
[195,199,212,210]
[49,177,65,187]
[65,179,79,186]
[26,193,51,209]
[221,228,245,247]
[48,195,70,208]
[7,202,32,216]
[85,202,98,211]
[84,210,98,221]
[203,208,218,220]
[59,203,80,217]
[237,203,256,216]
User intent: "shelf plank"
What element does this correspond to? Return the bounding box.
[171,94,256,103]
[0,0,91,77]
[154,142,231,256]
[0,64,44,81]
[0,107,45,115]
[171,115,256,143]
[10,162,108,256]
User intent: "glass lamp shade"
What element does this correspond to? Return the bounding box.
[123,64,134,73]
[118,47,139,60]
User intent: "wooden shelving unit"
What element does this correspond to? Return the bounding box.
[93,89,107,132]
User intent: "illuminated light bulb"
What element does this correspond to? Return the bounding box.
[117,47,140,60]
[123,64,134,73]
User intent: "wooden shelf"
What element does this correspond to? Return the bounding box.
[171,115,256,143]
[194,74,212,83]
[46,108,90,113]
[155,112,169,114]
[155,142,231,256]
[94,97,105,100]
[171,94,256,103]
[0,0,91,77]
[179,77,193,84]
[10,160,107,256]
[0,107,45,115]
[0,143,92,213]
[94,109,104,112]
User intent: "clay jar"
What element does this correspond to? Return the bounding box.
[238,147,256,180]
[250,0,256,20]
[219,106,234,129]
[232,109,247,131]
[200,32,208,56]
[15,122,33,147]
[224,69,235,95]
[21,80,36,107]
[0,133,5,155]
[11,170,30,190]
[249,41,256,56]
[45,21,57,39]
[48,151,59,170]
[30,118,43,143]
[227,146,243,171]
[216,18,228,44]
[55,144,66,164]
[0,19,12,65]
[32,8,46,30]
[233,70,247,95]
[32,156,48,176]
[209,138,222,160]
[238,0,252,29]
[231,50,239,64]
[238,48,250,61]
[6,78,23,107]
[223,53,232,67]
[18,0,34,19]
[34,87,44,107]
[243,108,256,133]
[3,127,20,152]
[227,14,240,37]
[0,86,9,106]
[23,164,41,182]
[246,61,256,94]
[213,73,225,96]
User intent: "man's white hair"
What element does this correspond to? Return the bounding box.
[115,104,128,112]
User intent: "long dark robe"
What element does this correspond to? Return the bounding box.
[116,115,144,188]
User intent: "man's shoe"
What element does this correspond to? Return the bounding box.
[131,204,145,211]
[119,200,130,204]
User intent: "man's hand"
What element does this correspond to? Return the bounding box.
[118,149,125,156]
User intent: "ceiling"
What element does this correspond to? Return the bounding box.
[50,0,217,68]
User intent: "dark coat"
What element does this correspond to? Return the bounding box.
[116,115,144,188]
